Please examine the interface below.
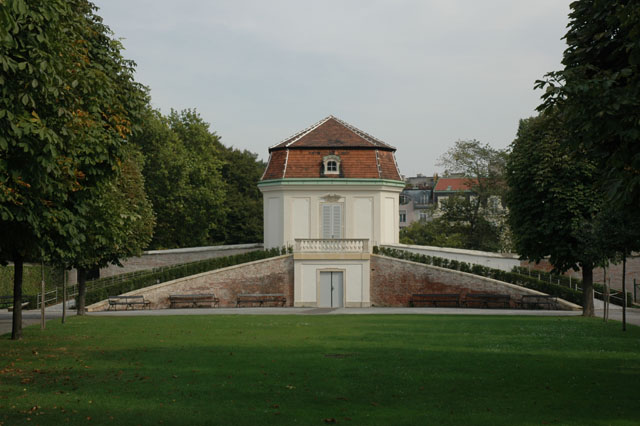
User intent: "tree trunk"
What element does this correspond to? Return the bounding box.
[582,264,595,317]
[77,267,87,316]
[622,255,626,331]
[11,251,24,340]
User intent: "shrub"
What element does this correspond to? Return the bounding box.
[376,247,583,305]
[82,249,285,305]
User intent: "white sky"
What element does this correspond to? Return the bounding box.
[93,0,572,177]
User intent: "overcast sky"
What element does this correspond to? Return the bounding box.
[93,0,572,177]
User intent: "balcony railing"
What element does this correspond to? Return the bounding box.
[295,239,370,253]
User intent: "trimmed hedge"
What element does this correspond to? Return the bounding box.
[375,246,634,307]
[511,265,632,306]
[0,264,62,295]
[83,247,290,306]
[375,247,583,305]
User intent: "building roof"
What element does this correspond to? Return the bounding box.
[433,177,477,192]
[261,116,402,181]
[268,116,396,152]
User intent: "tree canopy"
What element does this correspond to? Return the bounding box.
[536,0,640,208]
[506,113,603,316]
[0,0,147,338]
[431,140,509,252]
[70,145,155,314]
[133,109,264,249]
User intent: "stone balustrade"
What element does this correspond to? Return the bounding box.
[295,239,370,253]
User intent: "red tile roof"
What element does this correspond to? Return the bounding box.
[433,177,477,192]
[269,116,395,151]
[261,116,402,181]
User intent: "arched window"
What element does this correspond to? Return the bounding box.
[322,155,341,175]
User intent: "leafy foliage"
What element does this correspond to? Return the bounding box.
[71,145,155,313]
[400,217,466,249]
[536,0,640,209]
[212,148,265,244]
[0,264,62,295]
[505,113,606,316]
[0,0,147,337]
[133,108,264,249]
[132,109,226,248]
[430,140,509,251]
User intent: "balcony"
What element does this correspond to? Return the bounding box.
[294,238,370,254]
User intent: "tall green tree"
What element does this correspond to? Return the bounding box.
[212,148,264,244]
[506,113,605,316]
[536,0,640,208]
[0,0,146,338]
[435,140,508,251]
[71,145,154,315]
[133,109,226,248]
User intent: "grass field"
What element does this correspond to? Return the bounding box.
[1,315,639,425]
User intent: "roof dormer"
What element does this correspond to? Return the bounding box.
[323,154,341,176]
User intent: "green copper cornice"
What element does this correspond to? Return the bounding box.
[258,178,406,188]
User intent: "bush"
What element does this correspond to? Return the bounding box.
[82,248,287,305]
[376,247,583,305]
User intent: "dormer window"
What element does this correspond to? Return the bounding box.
[322,155,341,175]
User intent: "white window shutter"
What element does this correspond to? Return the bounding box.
[322,205,332,239]
[332,205,341,238]
[322,204,342,239]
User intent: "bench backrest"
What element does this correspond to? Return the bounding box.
[467,294,510,299]
[170,294,216,299]
[413,294,459,299]
[109,295,144,300]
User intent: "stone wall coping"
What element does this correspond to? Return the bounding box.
[383,243,520,260]
[143,243,263,256]
[372,254,582,311]
[87,254,292,312]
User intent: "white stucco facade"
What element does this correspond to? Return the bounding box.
[292,255,371,307]
[258,178,404,249]
[258,178,403,308]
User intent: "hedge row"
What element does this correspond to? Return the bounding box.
[375,247,635,307]
[374,247,583,305]
[512,265,576,288]
[83,247,290,306]
[512,264,633,306]
[0,264,63,295]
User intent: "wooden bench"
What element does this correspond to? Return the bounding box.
[410,294,461,307]
[0,295,28,309]
[0,295,14,309]
[108,295,151,311]
[464,293,511,308]
[518,295,558,310]
[236,293,286,307]
[169,294,219,308]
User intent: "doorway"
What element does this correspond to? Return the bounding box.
[318,271,344,308]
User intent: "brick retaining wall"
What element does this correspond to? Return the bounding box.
[87,254,580,311]
[87,254,293,311]
[370,255,579,310]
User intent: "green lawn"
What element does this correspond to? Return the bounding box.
[1,315,639,426]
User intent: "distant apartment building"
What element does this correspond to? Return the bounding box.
[433,176,505,220]
[399,174,436,228]
[433,177,475,209]
[400,174,506,228]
